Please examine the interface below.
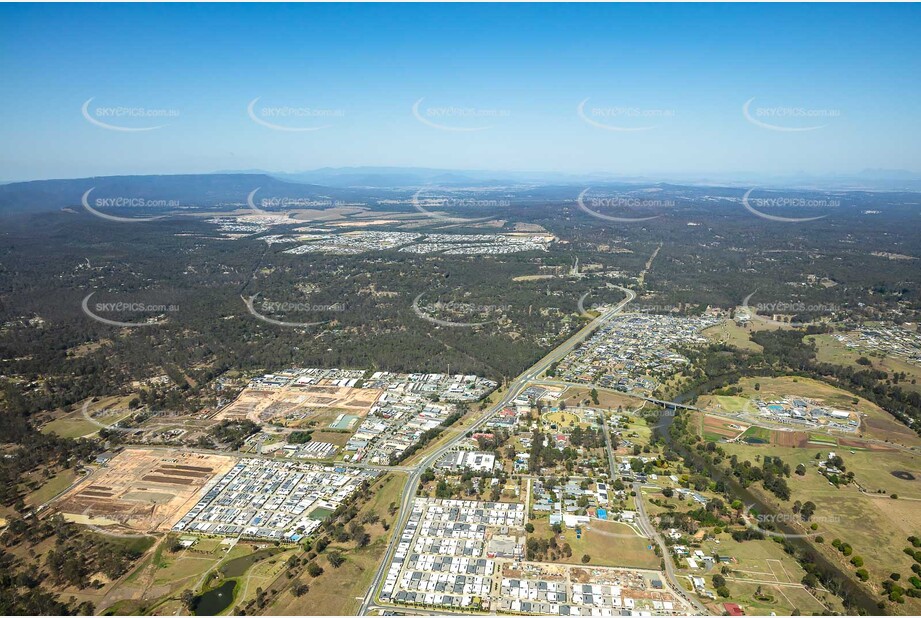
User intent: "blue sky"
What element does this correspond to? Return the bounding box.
[1,3,919,181]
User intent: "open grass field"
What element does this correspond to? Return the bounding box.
[543,410,582,428]
[40,396,137,438]
[810,333,921,395]
[807,433,837,446]
[717,439,921,614]
[717,580,839,616]
[267,472,406,616]
[40,415,101,439]
[98,539,269,616]
[702,320,764,352]
[734,376,921,447]
[699,394,753,414]
[23,467,79,507]
[740,425,772,444]
[612,413,655,452]
[307,429,352,447]
[560,385,645,412]
[684,529,845,616]
[529,517,659,570]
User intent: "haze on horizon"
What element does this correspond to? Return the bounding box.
[1,3,920,182]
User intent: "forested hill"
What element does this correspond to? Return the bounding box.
[0,173,334,214]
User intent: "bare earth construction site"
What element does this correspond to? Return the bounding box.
[56,449,236,533]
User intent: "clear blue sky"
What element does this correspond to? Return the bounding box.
[1,3,919,181]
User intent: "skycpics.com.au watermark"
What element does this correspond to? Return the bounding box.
[743,504,841,540]
[81,188,172,223]
[741,188,837,223]
[243,293,343,328]
[259,300,345,313]
[80,401,191,433]
[81,98,179,132]
[740,292,840,328]
[577,98,674,131]
[443,196,510,208]
[576,188,666,223]
[81,292,177,327]
[246,188,346,215]
[630,303,681,314]
[247,97,344,131]
[411,189,497,223]
[412,98,510,132]
[743,97,840,132]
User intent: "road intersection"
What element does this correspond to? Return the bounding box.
[358,287,645,615]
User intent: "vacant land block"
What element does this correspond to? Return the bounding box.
[56,449,235,532]
[216,383,381,429]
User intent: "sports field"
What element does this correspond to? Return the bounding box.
[718,439,921,613]
[687,529,846,616]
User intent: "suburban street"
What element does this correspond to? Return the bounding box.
[633,481,707,614]
[358,287,636,615]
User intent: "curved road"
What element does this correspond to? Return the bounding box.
[358,286,636,615]
[633,480,707,614]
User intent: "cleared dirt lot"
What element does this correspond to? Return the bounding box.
[702,414,749,441]
[215,383,381,427]
[56,448,235,533]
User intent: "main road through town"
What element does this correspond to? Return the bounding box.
[358,286,636,615]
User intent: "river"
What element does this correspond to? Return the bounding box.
[650,387,879,615]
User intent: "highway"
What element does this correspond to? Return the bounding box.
[527,378,699,411]
[358,286,636,615]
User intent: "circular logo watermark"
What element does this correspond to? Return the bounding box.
[81,188,170,223]
[247,188,268,215]
[81,97,179,132]
[81,292,176,327]
[742,97,839,132]
[742,502,839,540]
[243,293,341,328]
[411,189,496,224]
[576,188,663,223]
[741,188,832,223]
[411,97,509,132]
[247,187,343,215]
[412,289,504,328]
[247,97,343,132]
[577,98,673,132]
[79,505,155,540]
[79,401,189,434]
[577,291,595,316]
[740,291,840,328]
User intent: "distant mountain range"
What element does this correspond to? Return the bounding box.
[2,168,920,215]
[268,167,614,188]
[250,166,921,191]
[0,174,332,215]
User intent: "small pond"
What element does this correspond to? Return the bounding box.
[194,579,237,616]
